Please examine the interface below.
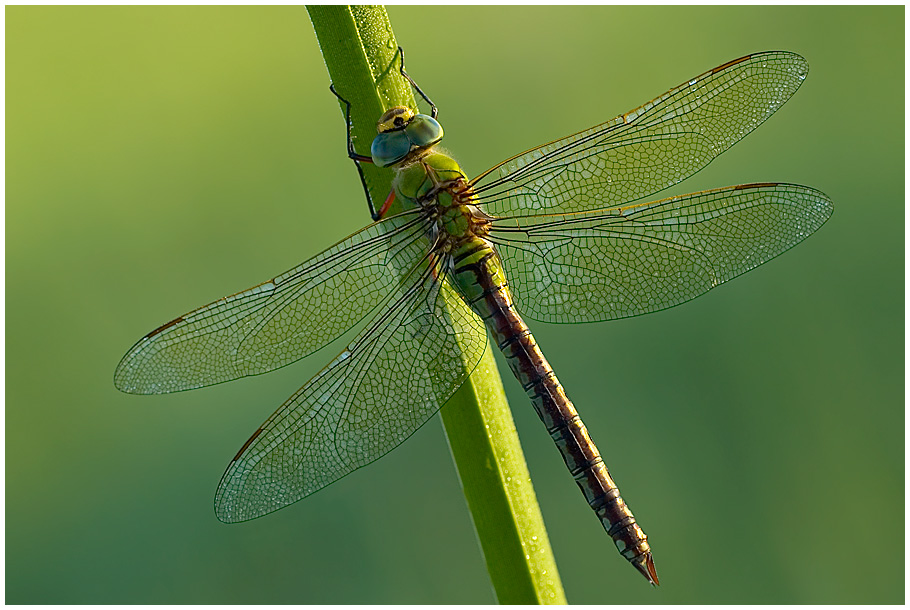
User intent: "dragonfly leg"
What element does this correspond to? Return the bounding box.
[397,46,437,120]
[329,84,383,221]
[377,189,396,220]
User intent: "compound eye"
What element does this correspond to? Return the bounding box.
[371,130,411,167]
[405,114,444,148]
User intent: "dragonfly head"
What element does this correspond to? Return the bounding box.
[371,106,443,168]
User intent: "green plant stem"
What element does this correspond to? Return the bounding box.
[307,6,566,604]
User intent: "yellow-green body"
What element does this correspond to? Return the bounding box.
[391,149,501,308]
[387,145,658,582]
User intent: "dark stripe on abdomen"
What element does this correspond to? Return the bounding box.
[453,245,658,584]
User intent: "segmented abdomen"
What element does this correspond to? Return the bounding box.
[449,237,658,585]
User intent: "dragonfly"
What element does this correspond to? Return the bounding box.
[115,48,832,586]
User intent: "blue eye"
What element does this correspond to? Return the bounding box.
[371,130,411,167]
[371,114,444,167]
[406,114,443,148]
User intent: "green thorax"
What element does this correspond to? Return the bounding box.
[394,149,504,310]
[394,150,491,244]
[393,150,464,207]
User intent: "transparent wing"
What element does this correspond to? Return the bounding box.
[472,52,809,216]
[488,183,833,323]
[214,256,487,522]
[114,210,432,394]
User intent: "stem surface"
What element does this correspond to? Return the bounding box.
[308,6,566,603]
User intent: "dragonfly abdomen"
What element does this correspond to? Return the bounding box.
[449,239,659,585]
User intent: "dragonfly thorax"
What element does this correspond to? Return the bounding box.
[436,196,491,245]
[390,150,491,253]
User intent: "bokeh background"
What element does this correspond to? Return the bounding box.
[7,5,903,604]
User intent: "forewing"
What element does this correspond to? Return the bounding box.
[114,211,431,394]
[489,183,833,323]
[214,259,487,522]
[472,52,809,216]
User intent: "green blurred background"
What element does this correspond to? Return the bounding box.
[7,5,903,604]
